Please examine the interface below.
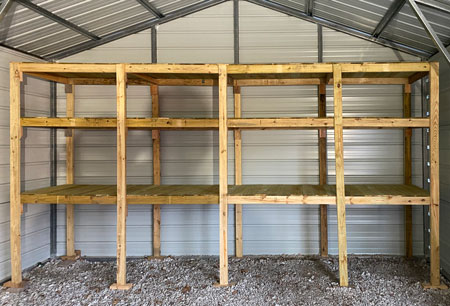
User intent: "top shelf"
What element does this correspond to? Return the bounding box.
[15,62,432,86]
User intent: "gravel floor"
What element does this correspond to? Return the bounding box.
[1,255,449,306]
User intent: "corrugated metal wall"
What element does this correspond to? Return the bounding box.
[0,47,51,281]
[55,1,424,257]
[430,47,450,277]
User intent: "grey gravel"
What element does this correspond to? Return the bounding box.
[1,255,449,306]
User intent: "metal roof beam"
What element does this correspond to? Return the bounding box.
[415,0,450,14]
[0,0,13,22]
[372,0,406,38]
[305,0,314,16]
[408,0,450,65]
[13,0,100,41]
[245,0,431,58]
[46,0,228,60]
[135,0,164,18]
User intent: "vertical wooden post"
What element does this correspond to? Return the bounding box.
[319,82,328,257]
[234,85,243,258]
[333,64,348,287]
[65,83,77,258]
[110,64,132,290]
[151,85,161,258]
[5,63,23,288]
[218,64,229,286]
[403,84,413,258]
[427,62,443,288]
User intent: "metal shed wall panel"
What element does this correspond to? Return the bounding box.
[54,1,423,257]
[0,47,51,282]
[430,47,450,278]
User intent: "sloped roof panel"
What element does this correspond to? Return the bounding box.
[0,0,449,60]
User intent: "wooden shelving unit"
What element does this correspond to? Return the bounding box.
[6,62,445,290]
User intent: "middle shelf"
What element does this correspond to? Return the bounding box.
[21,184,430,205]
[20,117,430,129]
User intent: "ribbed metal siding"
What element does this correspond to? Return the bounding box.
[0,47,51,281]
[430,47,450,277]
[55,1,423,257]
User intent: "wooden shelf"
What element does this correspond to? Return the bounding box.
[21,184,429,206]
[21,117,429,129]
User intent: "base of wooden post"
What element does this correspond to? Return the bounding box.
[421,282,448,290]
[110,283,133,290]
[61,250,81,261]
[3,280,29,292]
[146,256,164,260]
[213,282,236,288]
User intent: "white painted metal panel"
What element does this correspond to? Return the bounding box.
[0,47,51,282]
[55,1,423,258]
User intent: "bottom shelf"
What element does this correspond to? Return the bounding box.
[21,184,430,205]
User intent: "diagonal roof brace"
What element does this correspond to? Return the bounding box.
[135,0,164,18]
[415,0,450,14]
[0,0,13,22]
[372,0,406,38]
[245,0,431,58]
[13,0,100,40]
[408,0,450,65]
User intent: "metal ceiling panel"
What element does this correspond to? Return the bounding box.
[0,0,449,59]
[312,0,391,34]
[381,2,450,54]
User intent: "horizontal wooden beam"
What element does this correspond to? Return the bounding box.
[25,72,70,84]
[341,62,430,73]
[20,118,219,129]
[21,193,429,205]
[227,63,333,74]
[21,117,430,129]
[19,63,116,73]
[228,195,430,205]
[228,118,333,128]
[126,64,219,74]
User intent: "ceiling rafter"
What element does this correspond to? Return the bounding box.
[13,0,100,41]
[372,0,406,38]
[408,0,450,65]
[135,0,164,18]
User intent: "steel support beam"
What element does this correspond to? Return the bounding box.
[318,24,323,62]
[408,0,450,65]
[0,0,12,22]
[47,0,228,60]
[49,81,57,258]
[305,0,314,16]
[135,0,164,18]
[416,0,450,14]
[151,26,157,63]
[372,0,405,38]
[14,0,100,41]
[234,0,239,64]
[245,0,431,58]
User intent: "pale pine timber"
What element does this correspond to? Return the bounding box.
[234,86,243,258]
[426,62,446,289]
[4,63,23,288]
[151,84,161,258]
[333,64,348,287]
[110,64,132,290]
[218,64,229,286]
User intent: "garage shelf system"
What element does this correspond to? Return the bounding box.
[6,62,442,290]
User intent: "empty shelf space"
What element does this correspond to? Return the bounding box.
[21,184,429,205]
